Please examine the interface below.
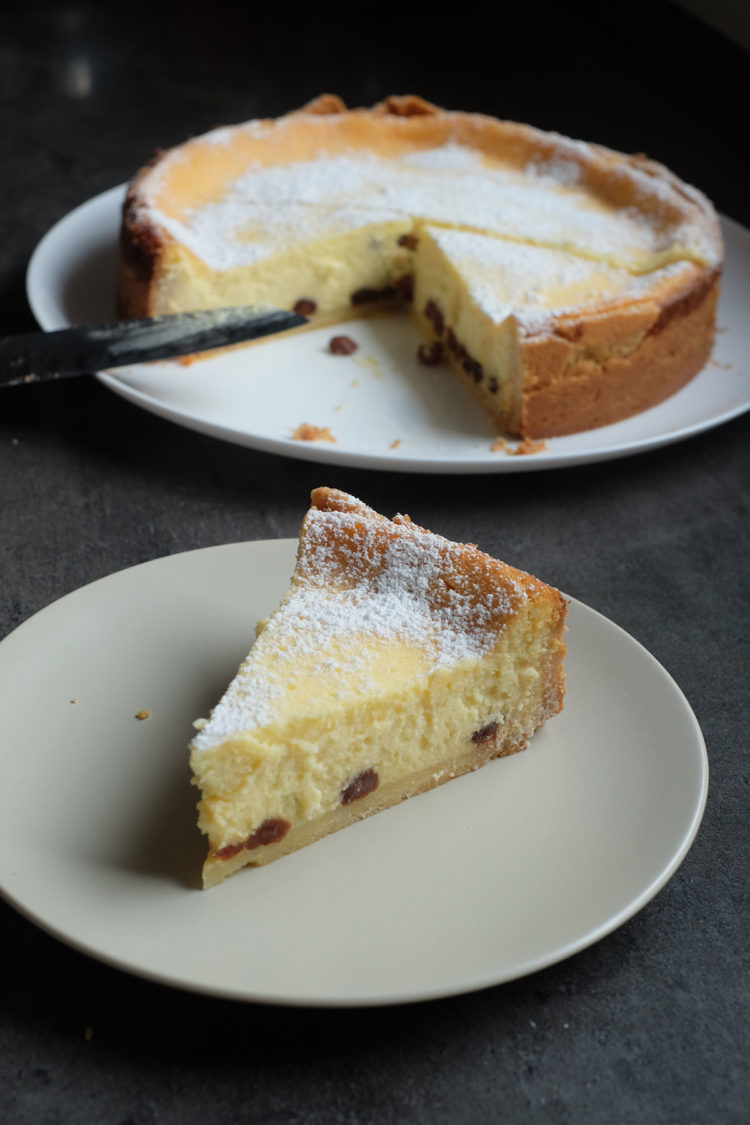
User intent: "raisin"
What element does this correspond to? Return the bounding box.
[341,768,379,805]
[351,286,395,306]
[472,721,499,745]
[424,300,444,336]
[245,818,291,850]
[293,298,317,316]
[445,328,465,360]
[398,233,419,250]
[215,841,245,861]
[464,355,484,383]
[417,341,444,366]
[329,335,359,355]
[393,273,414,301]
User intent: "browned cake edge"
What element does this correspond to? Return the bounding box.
[416,265,720,438]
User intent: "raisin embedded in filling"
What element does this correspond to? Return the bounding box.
[398,232,419,250]
[424,299,445,336]
[444,328,484,383]
[293,297,317,316]
[214,841,245,861]
[341,768,379,805]
[393,273,414,301]
[246,818,291,849]
[471,721,499,745]
[215,817,291,860]
[351,286,396,306]
[445,328,465,360]
[464,355,484,383]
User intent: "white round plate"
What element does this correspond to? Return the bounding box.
[25,186,750,473]
[0,540,707,1006]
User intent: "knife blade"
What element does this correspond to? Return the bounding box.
[0,305,308,388]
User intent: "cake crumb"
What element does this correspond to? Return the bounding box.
[491,435,548,456]
[70,698,78,704]
[355,353,383,378]
[390,439,402,449]
[513,437,548,456]
[83,1026,94,1042]
[11,437,19,446]
[135,709,151,720]
[291,424,336,443]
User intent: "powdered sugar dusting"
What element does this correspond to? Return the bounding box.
[191,499,528,747]
[425,226,696,332]
[139,139,715,272]
[524,155,582,188]
[298,507,525,656]
[150,200,406,270]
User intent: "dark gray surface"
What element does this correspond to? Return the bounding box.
[1,2,748,1121]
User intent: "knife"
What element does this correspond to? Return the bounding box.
[0,305,308,388]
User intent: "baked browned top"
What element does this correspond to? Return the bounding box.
[121,93,722,275]
[303,487,566,641]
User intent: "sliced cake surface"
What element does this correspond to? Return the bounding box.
[119,95,722,440]
[190,487,567,887]
[412,226,717,436]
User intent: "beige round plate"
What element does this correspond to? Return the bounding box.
[26,187,750,473]
[0,540,707,1006]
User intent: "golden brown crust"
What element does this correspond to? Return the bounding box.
[420,260,720,437]
[118,156,172,316]
[518,268,720,437]
[297,93,348,115]
[369,94,441,117]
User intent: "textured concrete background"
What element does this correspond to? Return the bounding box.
[1,1,748,1121]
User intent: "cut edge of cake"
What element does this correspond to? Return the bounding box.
[411,225,719,437]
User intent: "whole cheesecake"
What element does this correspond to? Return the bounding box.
[190,488,567,887]
[120,94,722,438]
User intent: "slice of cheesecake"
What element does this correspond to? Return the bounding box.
[412,226,719,437]
[189,487,567,888]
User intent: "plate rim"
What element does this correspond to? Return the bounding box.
[24,186,750,475]
[0,538,709,1007]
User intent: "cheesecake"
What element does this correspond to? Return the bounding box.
[189,487,567,887]
[119,94,722,437]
